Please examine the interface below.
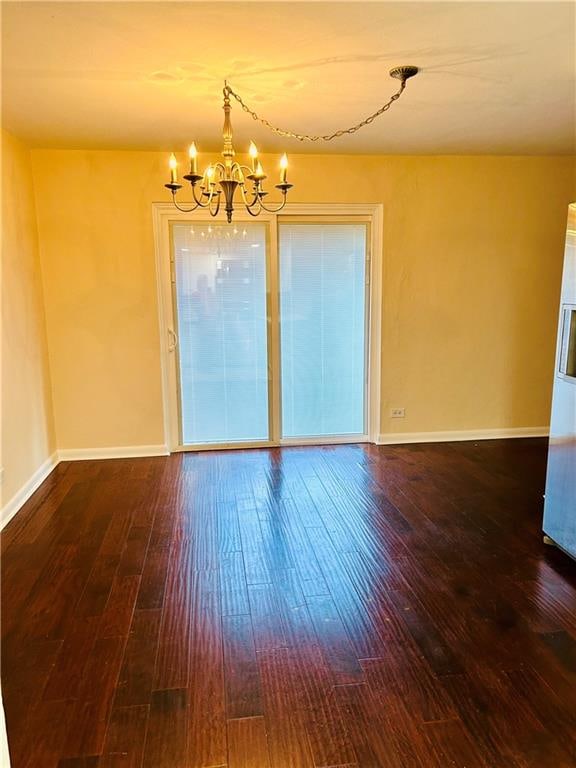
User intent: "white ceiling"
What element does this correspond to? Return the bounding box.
[2,1,575,154]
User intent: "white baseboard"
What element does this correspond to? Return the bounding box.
[1,452,59,531]
[0,430,547,530]
[377,426,549,445]
[57,444,169,461]
[1,445,169,530]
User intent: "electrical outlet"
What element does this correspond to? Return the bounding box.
[390,408,405,418]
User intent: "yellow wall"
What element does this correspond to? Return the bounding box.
[1,131,55,507]
[30,150,575,448]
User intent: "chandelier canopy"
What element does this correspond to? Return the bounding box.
[165,66,419,222]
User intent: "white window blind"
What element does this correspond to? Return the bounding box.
[279,222,367,438]
[172,222,269,444]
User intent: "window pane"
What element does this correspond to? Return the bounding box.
[173,222,269,444]
[279,223,367,438]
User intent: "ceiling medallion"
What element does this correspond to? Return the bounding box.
[165,66,419,222]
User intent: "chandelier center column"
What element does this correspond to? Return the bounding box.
[220,85,239,222]
[222,86,235,179]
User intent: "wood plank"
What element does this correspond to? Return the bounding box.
[99,704,149,768]
[387,589,463,677]
[305,595,363,684]
[220,550,250,617]
[3,639,64,750]
[505,666,576,762]
[257,649,315,768]
[58,758,100,768]
[154,539,192,690]
[361,636,456,724]
[10,699,76,768]
[291,644,357,767]
[136,546,169,611]
[217,500,242,554]
[248,582,289,652]
[98,574,140,638]
[419,718,491,768]
[188,572,227,768]
[222,613,262,718]
[117,525,151,577]
[142,689,188,768]
[439,673,527,768]
[334,683,422,768]
[227,716,271,768]
[61,636,126,758]
[8,542,86,646]
[114,609,162,708]
[75,552,121,619]
[43,616,101,701]
[540,630,576,674]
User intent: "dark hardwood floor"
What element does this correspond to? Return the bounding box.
[2,438,576,767]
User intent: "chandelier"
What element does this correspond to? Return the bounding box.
[165,66,419,222]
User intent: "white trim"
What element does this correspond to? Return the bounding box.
[151,202,383,449]
[173,435,372,452]
[280,435,370,446]
[377,427,549,445]
[152,204,175,454]
[151,202,383,217]
[57,445,169,461]
[1,452,59,530]
[0,687,10,768]
[367,205,383,443]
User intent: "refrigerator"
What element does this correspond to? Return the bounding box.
[543,203,576,559]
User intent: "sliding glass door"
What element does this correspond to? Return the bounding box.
[172,222,269,445]
[171,217,369,448]
[279,223,368,438]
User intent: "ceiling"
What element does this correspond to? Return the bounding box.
[2,1,575,154]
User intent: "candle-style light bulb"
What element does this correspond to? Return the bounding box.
[249,141,258,171]
[280,153,288,184]
[169,153,178,184]
[255,161,265,180]
[202,164,214,189]
[188,143,198,174]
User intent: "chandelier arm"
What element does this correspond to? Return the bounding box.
[237,163,254,177]
[209,192,221,217]
[204,184,220,208]
[258,196,289,214]
[234,164,256,186]
[224,69,415,143]
[191,185,211,207]
[231,161,244,182]
[243,199,263,217]
[239,182,261,209]
[171,194,201,213]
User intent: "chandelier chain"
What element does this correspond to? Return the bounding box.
[224,79,407,142]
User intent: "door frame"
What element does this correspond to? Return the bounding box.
[152,202,383,452]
